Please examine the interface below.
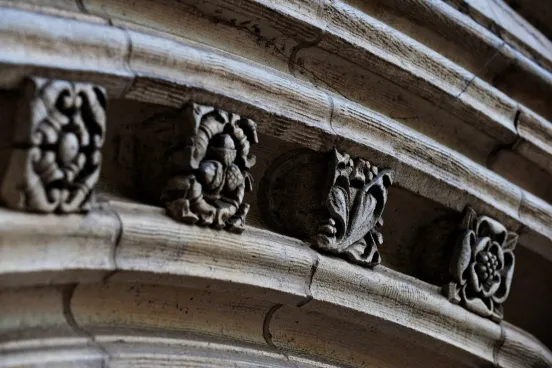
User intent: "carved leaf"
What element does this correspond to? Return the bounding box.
[492,251,515,304]
[326,185,349,242]
[503,231,519,252]
[343,187,377,249]
[259,149,391,268]
[460,206,478,230]
[462,288,493,318]
[450,230,473,284]
[314,152,392,267]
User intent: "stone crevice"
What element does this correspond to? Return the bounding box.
[485,108,522,170]
[98,201,124,283]
[119,25,136,98]
[262,303,303,368]
[493,323,507,367]
[61,283,111,365]
[297,255,320,308]
[453,40,507,101]
[262,303,283,347]
[74,0,88,15]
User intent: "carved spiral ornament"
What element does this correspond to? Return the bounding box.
[0,77,106,213]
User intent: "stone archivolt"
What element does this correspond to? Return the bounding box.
[0,78,519,319]
[444,207,518,322]
[1,1,552,366]
[0,77,106,213]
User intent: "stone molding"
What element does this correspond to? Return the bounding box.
[0,201,549,368]
[0,2,550,366]
[0,9,551,262]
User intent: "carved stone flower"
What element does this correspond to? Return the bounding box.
[445,207,518,322]
[314,149,393,267]
[160,104,258,234]
[258,148,392,267]
[1,78,106,213]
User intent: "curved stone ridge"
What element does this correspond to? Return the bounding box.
[0,7,549,258]
[0,201,550,367]
[0,1,551,366]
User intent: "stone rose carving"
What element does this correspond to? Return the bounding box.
[161,104,258,234]
[314,150,392,267]
[259,148,392,267]
[0,78,106,213]
[444,207,518,322]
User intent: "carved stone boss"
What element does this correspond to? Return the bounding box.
[136,103,258,234]
[260,149,393,267]
[444,207,518,322]
[0,78,106,213]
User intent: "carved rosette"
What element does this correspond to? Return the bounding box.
[259,149,393,267]
[160,104,258,234]
[314,150,392,267]
[444,207,518,322]
[0,78,106,213]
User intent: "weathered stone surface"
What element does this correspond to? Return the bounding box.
[0,0,551,366]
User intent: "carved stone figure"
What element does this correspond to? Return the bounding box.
[0,77,106,213]
[444,207,518,322]
[158,104,258,234]
[259,148,393,267]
